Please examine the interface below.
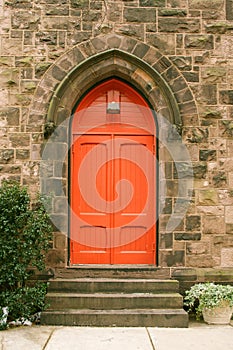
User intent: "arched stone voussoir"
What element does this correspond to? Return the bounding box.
[30,34,197,129]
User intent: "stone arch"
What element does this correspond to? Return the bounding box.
[37,34,196,268]
[30,33,197,131]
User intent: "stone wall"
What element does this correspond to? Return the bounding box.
[0,0,233,270]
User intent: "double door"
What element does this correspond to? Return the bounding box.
[70,132,156,264]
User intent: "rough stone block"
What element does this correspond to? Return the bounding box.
[31,144,42,160]
[71,0,89,8]
[158,8,187,16]
[106,2,122,22]
[67,31,91,46]
[179,101,197,116]
[160,232,173,249]
[54,197,68,214]
[193,163,208,179]
[132,42,149,58]
[44,5,69,16]
[124,8,156,23]
[202,9,222,20]
[183,71,199,82]
[82,10,102,22]
[186,215,201,231]
[173,162,193,179]
[50,213,68,233]
[0,149,14,164]
[42,178,64,196]
[203,215,225,234]
[225,206,233,223]
[162,197,173,214]
[158,18,200,33]
[0,107,20,126]
[197,205,224,216]
[46,249,66,267]
[211,171,227,187]
[16,149,30,160]
[160,250,185,267]
[147,34,175,54]
[9,133,30,148]
[205,22,233,34]
[199,149,216,161]
[36,31,57,45]
[184,35,214,50]
[175,232,201,240]
[116,24,144,41]
[195,84,217,105]
[198,189,219,205]
[226,0,233,20]
[189,0,224,10]
[12,11,40,30]
[221,248,233,267]
[186,242,209,255]
[183,127,208,144]
[54,232,67,250]
[139,0,165,6]
[186,255,213,268]
[220,90,233,104]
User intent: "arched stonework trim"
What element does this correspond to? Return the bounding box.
[30,34,197,133]
[47,49,181,127]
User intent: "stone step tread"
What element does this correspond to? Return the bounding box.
[55,267,171,279]
[50,278,177,282]
[46,292,182,298]
[41,308,189,327]
[65,265,166,269]
[42,308,187,315]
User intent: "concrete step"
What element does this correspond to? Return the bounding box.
[48,278,179,294]
[54,266,171,279]
[41,272,188,327]
[45,292,183,310]
[41,308,189,327]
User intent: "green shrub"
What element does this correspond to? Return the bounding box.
[0,181,52,324]
[1,284,48,321]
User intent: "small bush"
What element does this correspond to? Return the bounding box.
[0,181,52,325]
[184,282,233,319]
[1,284,48,321]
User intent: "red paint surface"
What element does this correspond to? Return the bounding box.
[70,79,156,264]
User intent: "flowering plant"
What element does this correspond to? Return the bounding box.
[184,283,233,319]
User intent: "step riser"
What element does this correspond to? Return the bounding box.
[48,281,179,294]
[42,274,188,328]
[54,268,171,280]
[41,313,189,328]
[46,296,183,310]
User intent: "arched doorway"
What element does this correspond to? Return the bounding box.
[70,78,157,265]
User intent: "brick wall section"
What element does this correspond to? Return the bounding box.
[0,0,233,269]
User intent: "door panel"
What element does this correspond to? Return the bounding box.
[70,133,156,264]
[71,135,111,264]
[112,135,155,264]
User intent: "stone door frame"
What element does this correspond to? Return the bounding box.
[34,34,196,268]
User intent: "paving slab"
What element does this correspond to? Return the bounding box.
[148,324,233,350]
[45,327,153,350]
[0,322,232,350]
[0,326,54,350]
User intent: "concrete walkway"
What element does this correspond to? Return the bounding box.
[0,322,232,350]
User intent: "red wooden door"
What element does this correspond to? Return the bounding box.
[70,79,156,265]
